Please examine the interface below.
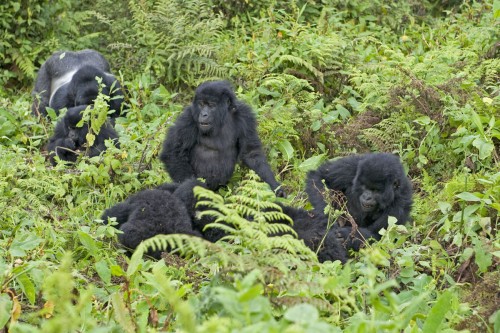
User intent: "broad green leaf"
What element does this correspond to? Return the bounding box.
[277,139,294,161]
[311,119,321,131]
[284,303,319,323]
[422,290,454,333]
[472,237,493,273]
[0,294,13,328]
[455,192,481,202]
[298,155,324,172]
[472,137,494,160]
[95,260,111,284]
[9,233,43,257]
[77,231,98,257]
[470,110,486,137]
[127,248,144,277]
[238,285,263,302]
[335,104,350,120]
[16,272,36,305]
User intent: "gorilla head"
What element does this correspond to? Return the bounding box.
[32,49,124,118]
[47,105,120,165]
[192,81,237,134]
[306,153,413,250]
[351,154,405,214]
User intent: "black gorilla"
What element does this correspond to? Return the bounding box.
[101,187,202,258]
[306,153,413,250]
[156,179,226,243]
[159,179,347,262]
[32,49,124,118]
[277,204,348,263]
[47,105,120,165]
[160,80,284,197]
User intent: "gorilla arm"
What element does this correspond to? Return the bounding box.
[306,155,362,214]
[237,105,284,196]
[160,109,198,182]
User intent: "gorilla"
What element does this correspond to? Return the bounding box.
[277,204,348,263]
[306,153,413,250]
[159,179,347,262]
[32,49,124,118]
[47,105,120,165]
[156,179,226,243]
[101,186,202,259]
[160,80,285,197]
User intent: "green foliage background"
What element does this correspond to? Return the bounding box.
[0,0,499,332]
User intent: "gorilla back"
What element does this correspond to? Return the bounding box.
[32,49,124,118]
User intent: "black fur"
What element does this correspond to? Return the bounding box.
[306,153,413,250]
[157,179,225,243]
[47,105,120,165]
[277,204,348,263]
[32,49,124,118]
[160,80,284,197]
[101,188,202,259]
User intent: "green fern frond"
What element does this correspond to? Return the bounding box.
[260,223,297,237]
[135,233,231,265]
[279,55,324,83]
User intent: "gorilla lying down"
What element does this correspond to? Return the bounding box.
[160,80,285,197]
[47,105,120,165]
[32,49,124,118]
[306,153,413,251]
[101,183,202,259]
[102,179,348,263]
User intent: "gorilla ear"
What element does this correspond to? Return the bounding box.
[223,90,236,112]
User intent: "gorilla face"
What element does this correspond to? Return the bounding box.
[352,157,399,213]
[64,107,88,147]
[192,81,235,134]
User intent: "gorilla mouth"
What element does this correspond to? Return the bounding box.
[361,202,376,211]
[199,122,211,128]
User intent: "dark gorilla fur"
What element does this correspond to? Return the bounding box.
[159,179,347,262]
[277,204,348,263]
[160,80,284,197]
[306,153,413,250]
[157,179,226,243]
[32,49,124,118]
[47,105,120,165]
[101,187,202,259]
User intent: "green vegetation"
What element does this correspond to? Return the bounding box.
[1,0,498,331]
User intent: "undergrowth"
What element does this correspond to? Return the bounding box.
[0,0,499,332]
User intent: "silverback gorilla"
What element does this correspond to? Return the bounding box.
[47,105,119,165]
[306,153,413,250]
[32,49,123,118]
[160,80,285,197]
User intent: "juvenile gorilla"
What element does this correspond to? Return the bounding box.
[160,179,347,262]
[156,179,225,243]
[32,49,124,118]
[47,105,120,165]
[306,153,413,250]
[101,187,202,258]
[277,204,348,263]
[160,80,284,197]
